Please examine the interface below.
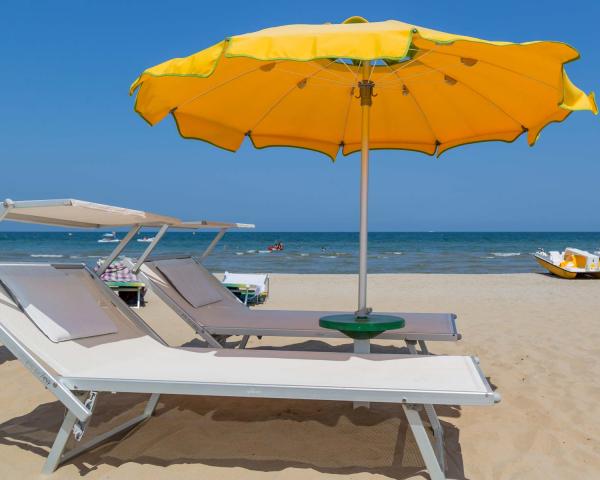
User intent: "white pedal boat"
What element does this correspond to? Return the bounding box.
[534,247,600,279]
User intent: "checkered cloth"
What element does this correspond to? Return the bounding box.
[95,260,138,282]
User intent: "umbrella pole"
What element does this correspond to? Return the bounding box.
[357,62,373,320]
[353,65,374,410]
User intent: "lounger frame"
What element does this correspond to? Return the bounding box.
[0,264,500,479]
[131,254,460,353]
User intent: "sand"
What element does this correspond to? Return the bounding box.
[0,273,599,479]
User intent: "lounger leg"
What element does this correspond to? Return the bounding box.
[405,340,430,355]
[402,404,445,480]
[424,404,445,473]
[239,335,250,349]
[144,393,161,416]
[197,330,225,348]
[353,339,370,409]
[42,393,160,474]
[42,410,78,474]
[405,340,418,355]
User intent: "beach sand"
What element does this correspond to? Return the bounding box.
[0,273,599,479]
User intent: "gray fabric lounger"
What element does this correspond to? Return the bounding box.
[0,263,499,479]
[133,255,460,352]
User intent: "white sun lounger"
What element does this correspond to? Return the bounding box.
[132,255,460,353]
[0,263,499,479]
[222,271,270,304]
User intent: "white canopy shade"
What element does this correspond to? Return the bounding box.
[0,199,253,230]
[0,199,179,228]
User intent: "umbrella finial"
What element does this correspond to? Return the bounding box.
[343,16,368,24]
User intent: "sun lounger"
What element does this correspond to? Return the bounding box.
[131,255,460,352]
[0,263,499,479]
[222,271,270,305]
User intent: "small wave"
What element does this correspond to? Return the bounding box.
[491,252,521,257]
[299,253,309,257]
[258,250,271,254]
[235,252,244,256]
[246,250,257,254]
[384,251,403,255]
[320,255,337,259]
[87,255,101,258]
[30,254,63,258]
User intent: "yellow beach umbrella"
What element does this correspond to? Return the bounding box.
[131,17,596,336]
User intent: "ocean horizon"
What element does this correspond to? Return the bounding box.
[1,231,598,274]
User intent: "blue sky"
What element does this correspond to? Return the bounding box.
[0,0,598,231]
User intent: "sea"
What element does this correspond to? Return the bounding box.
[0,231,599,274]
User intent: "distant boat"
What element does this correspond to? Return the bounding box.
[137,236,155,243]
[534,247,600,279]
[98,232,120,243]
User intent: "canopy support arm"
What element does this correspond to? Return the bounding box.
[132,224,169,273]
[97,225,142,276]
[201,227,228,260]
[0,199,13,222]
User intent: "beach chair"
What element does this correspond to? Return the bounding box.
[0,263,499,479]
[222,271,270,305]
[129,255,460,353]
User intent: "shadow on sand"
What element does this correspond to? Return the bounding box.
[0,340,469,479]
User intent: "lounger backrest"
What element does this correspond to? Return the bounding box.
[0,265,118,342]
[145,257,242,308]
[155,258,223,308]
[138,257,256,331]
[0,264,155,376]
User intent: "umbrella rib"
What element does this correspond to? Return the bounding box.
[375,47,437,82]
[175,63,279,111]
[418,48,559,91]
[248,59,340,133]
[338,86,355,148]
[338,60,360,82]
[416,58,525,129]
[382,63,440,144]
[275,67,354,86]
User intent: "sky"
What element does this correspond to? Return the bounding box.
[0,0,598,232]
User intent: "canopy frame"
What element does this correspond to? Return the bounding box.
[0,198,254,273]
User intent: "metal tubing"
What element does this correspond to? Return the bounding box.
[0,202,12,222]
[43,411,78,474]
[402,405,446,480]
[239,335,250,349]
[97,225,141,276]
[143,393,161,416]
[132,224,169,273]
[424,404,445,472]
[201,228,228,259]
[357,62,372,316]
[0,319,90,422]
[44,392,162,473]
[406,340,418,355]
[353,338,371,409]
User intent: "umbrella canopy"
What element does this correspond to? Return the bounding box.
[131,16,596,321]
[131,17,596,158]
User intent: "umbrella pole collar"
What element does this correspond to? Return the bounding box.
[358,80,375,106]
